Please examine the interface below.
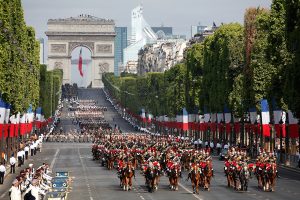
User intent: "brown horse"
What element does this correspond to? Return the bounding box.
[188,166,201,194]
[263,163,277,192]
[145,167,160,193]
[122,162,135,191]
[168,165,180,191]
[225,165,238,190]
[202,161,213,191]
[106,152,115,170]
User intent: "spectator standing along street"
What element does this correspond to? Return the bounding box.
[24,144,29,160]
[0,162,6,184]
[10,154,16,174]
[10,179,21,200]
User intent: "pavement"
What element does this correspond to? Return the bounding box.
[1,88,300,200]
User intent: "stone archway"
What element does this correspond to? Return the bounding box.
[46,14,116,88]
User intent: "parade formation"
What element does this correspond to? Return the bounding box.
[1,0,300,200]
[91,132,278,194]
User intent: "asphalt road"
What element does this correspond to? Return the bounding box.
[2,88,299,200]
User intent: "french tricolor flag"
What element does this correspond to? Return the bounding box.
[182,108,189,131]
[188,113,196,130]
[0,99,6,139]
[210,113,217,132]
[274,109,286,137]
[147,113,152,123]
[36,107,42,129]
[224,107,231,135]
[249,107,257,124]
[9,114,16,137]
[176,113,183,129]
[217,112,224,133]
[141,109,146,122]
[260,99,271,137]
[27,106,34,133]
[288,110,299,138]
[20,114,27,135]
[203,112,210,131]
[4,103,11,138]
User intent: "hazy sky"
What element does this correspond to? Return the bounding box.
[23,0,272,39]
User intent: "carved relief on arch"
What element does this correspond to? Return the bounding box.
[99,62,109,73]
[54,61,63,69]
[68,42,94,55]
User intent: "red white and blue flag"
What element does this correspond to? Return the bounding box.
[182,108,188,131]
[0,99,5,139]
[249,107,257,124]
[20,113,27,135]
[260,99,270,137]
[141,109,146,122]
[274,109,286,137]
[4,103,10,138]
[36,107,42,129]
[288,110,299,138]
[78,48,83,77]
[27,105,34,134]
[224,107,231,135]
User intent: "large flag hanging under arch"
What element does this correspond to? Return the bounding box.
[78,48,83,77]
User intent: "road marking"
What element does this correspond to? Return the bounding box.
[140,195,145,200]
[178,182,203,200]
[50,149,60,169]
[78,148,95,200]
[0,193,6,198]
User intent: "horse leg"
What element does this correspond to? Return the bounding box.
[226,176,229,187]
[129,177,132,190]
[175,178,178,191]
[192,181,195,194]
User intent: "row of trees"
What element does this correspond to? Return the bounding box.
[104,0,300,120]
[0,0,40,113]
[39,65,63,118]
[0,0,62,116]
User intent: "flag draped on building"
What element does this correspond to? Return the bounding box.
[260,99,270,137]
[78,48,83,77]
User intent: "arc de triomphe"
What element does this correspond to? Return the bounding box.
[45,15,115,88]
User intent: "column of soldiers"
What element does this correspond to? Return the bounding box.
[46,99,111,143]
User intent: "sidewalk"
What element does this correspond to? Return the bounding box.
[0,148,55,199]
[279,163,300,173]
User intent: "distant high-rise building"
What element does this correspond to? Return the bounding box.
[114,27,128,76]
[151,26,173,39]
[39,38,45,64]
[191,24,207,38]
[124,5,157,67]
